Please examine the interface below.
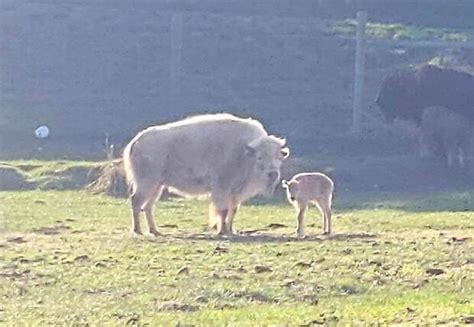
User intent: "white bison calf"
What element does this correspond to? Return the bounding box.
[123,113,289,236]
[282,172,334,238]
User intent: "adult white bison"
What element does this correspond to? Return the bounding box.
[123,113,289,236]
[376,64,474,125]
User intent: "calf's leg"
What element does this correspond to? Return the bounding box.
[295,203,307,238]
[320,200,332,235]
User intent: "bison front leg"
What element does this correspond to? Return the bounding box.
[210,192,232,236]
[215,208,229,236]
[208,203,218,231]
[225,206,239,235]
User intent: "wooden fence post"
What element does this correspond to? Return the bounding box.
[170,13,183,108]
[352,11,367,133]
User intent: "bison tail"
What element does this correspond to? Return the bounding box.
[122,139,137,197]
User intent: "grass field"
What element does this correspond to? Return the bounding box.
[0,190,473,325]
[332,19,474,42]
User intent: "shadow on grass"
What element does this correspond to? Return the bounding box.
[171,231,376,244]
[334,190,474,213]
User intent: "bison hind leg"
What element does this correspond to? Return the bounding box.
[130,183,161,235]
[131,192,145,235]
[142,185,164,236]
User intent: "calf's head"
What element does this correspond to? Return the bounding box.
[281,179,299,203]
[245,135,289,196]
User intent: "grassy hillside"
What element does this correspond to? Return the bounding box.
[0,190,472,325]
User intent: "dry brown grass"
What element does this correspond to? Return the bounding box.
[86,159,128,197]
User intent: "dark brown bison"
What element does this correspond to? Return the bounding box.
[376,64,474,125]
[419,106,472,169]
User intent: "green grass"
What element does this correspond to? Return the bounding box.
[332,19,474,42]
[0,160,104,181]
[0,190,473,325]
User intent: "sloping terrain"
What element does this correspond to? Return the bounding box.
[1,1,473,159]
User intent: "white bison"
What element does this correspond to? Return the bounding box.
[282,172,334,238]
[123,113,289,236]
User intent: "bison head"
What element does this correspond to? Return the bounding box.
[245,135,289,197]
[376,68,422,124]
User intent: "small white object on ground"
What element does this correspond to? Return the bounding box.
[35,125,50,139]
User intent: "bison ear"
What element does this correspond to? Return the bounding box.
[245,144,257,157]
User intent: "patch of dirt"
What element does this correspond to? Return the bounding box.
[446,236,472,244]
[255,265,272,273]
[294,260,313,268]
[32,224,71,235]
[212,245,228,254]
[426,268,445,276]
[159,224,178,228]
[227,290,277,303]
[156,301,199,312]
[74,255,90,262]
[267,223,288,229]
[0,271,27,279]
[462,316,474,324]
[6,236,27,243]
[84,288,112,296]
[340,284,359,295]
[327,232,376,240]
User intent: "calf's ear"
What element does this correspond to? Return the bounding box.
[281,180,289,188]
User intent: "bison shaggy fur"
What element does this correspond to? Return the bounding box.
[419,105,472,168]
[376,64,474,125]
[123,113,289,236]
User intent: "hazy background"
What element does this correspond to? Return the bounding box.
[1,0,474,193]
